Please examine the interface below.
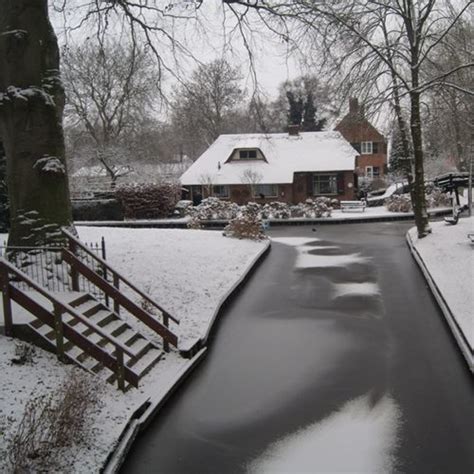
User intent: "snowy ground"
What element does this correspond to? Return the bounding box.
[408,216,473,356]
[0,215,471,472]
[0,228,267,473]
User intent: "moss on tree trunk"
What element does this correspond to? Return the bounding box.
[0,0,73,246]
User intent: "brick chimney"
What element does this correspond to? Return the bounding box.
[288,124,300,136]
[349,97,359,114]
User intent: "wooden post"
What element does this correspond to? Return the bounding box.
[101,237,109,306]
[53,303,65,361]
[68,240,80,291]
[116,348,125,391]
[113,273,120,314]
[163,314,170,353]
[1,266,13,337]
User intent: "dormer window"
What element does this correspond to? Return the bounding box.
[239,149,258,160]
[226,147,267,163]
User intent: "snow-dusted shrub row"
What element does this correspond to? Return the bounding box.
[224,202,266,240]
[187,197,240,221]
[426,187,451,208]
[116,183,180,219]
[385,187,451,213]
[187,197,335,221]
[385,194,412,212]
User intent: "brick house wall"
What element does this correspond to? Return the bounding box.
[335,98,387,180]
[191,171,355,205]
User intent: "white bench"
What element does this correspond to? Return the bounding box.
[340,200,366,212]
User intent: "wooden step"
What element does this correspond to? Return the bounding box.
[128,347,163,379]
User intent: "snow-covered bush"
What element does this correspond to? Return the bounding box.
[261,201,290,219]
[426,187,450,208]
[186,197,240,221]
[330,198,340,210]
[385,194,412,212]
[11,341,36,365]
[116,183,180,219]
[224,202,266,240]
[290,198,333,218]
[7,369,101,472]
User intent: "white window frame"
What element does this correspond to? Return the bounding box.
[313,174,338,195]
[361,141,373,154]
[238,149,258,160]
[212,185,229,198]
[255,184,278,197]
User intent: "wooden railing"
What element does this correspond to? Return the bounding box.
[0,258,138,390]
[62,229,179,351]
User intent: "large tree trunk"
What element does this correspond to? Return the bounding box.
[0,0,73,247]
[410,89,431,238]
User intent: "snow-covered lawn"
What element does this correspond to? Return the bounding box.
[408,216,473,362]
[77,227,268,349]
[0,228,268,472]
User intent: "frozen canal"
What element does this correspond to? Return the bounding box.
[121,222,474,473]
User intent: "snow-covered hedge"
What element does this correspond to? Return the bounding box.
[186,197,240,221]
[385,187,451,213]
[385,194,412,212]
[188,198,334,222]
[426,187,451,208]
[224,202,266,240]
[116,183,180,219]
[261,202,291,219]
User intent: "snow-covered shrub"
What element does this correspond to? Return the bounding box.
[11,341,36,365]
[261,201,291,219]
[224,202,266,240]
[330,198,340,210]
[291,198,332,218]
[385,194,412,212]
[186,197,240,220]
[186,215,203,229]
[426,187,450,208]
[116,183,180,219]
[174,200,193,217]
[7,369,101,472]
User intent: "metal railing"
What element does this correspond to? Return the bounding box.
[0,239,106,301]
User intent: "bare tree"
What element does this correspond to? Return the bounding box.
[222,0,473,237]
[62,40,159,187]
[171,59,245,160]
[240,168,263,198]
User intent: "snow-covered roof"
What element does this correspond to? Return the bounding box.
[180,131,357,185]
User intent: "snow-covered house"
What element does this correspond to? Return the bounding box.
[180,129,358,205]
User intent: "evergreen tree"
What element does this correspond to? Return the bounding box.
[302,91,326,131]
[286,90,304,126]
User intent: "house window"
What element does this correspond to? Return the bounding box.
[238,149,258,160]
[365,166,380,178]
[313,174,337,195]
[212,185,229,198]
[361,141,373,154]
[255,184,278,197]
